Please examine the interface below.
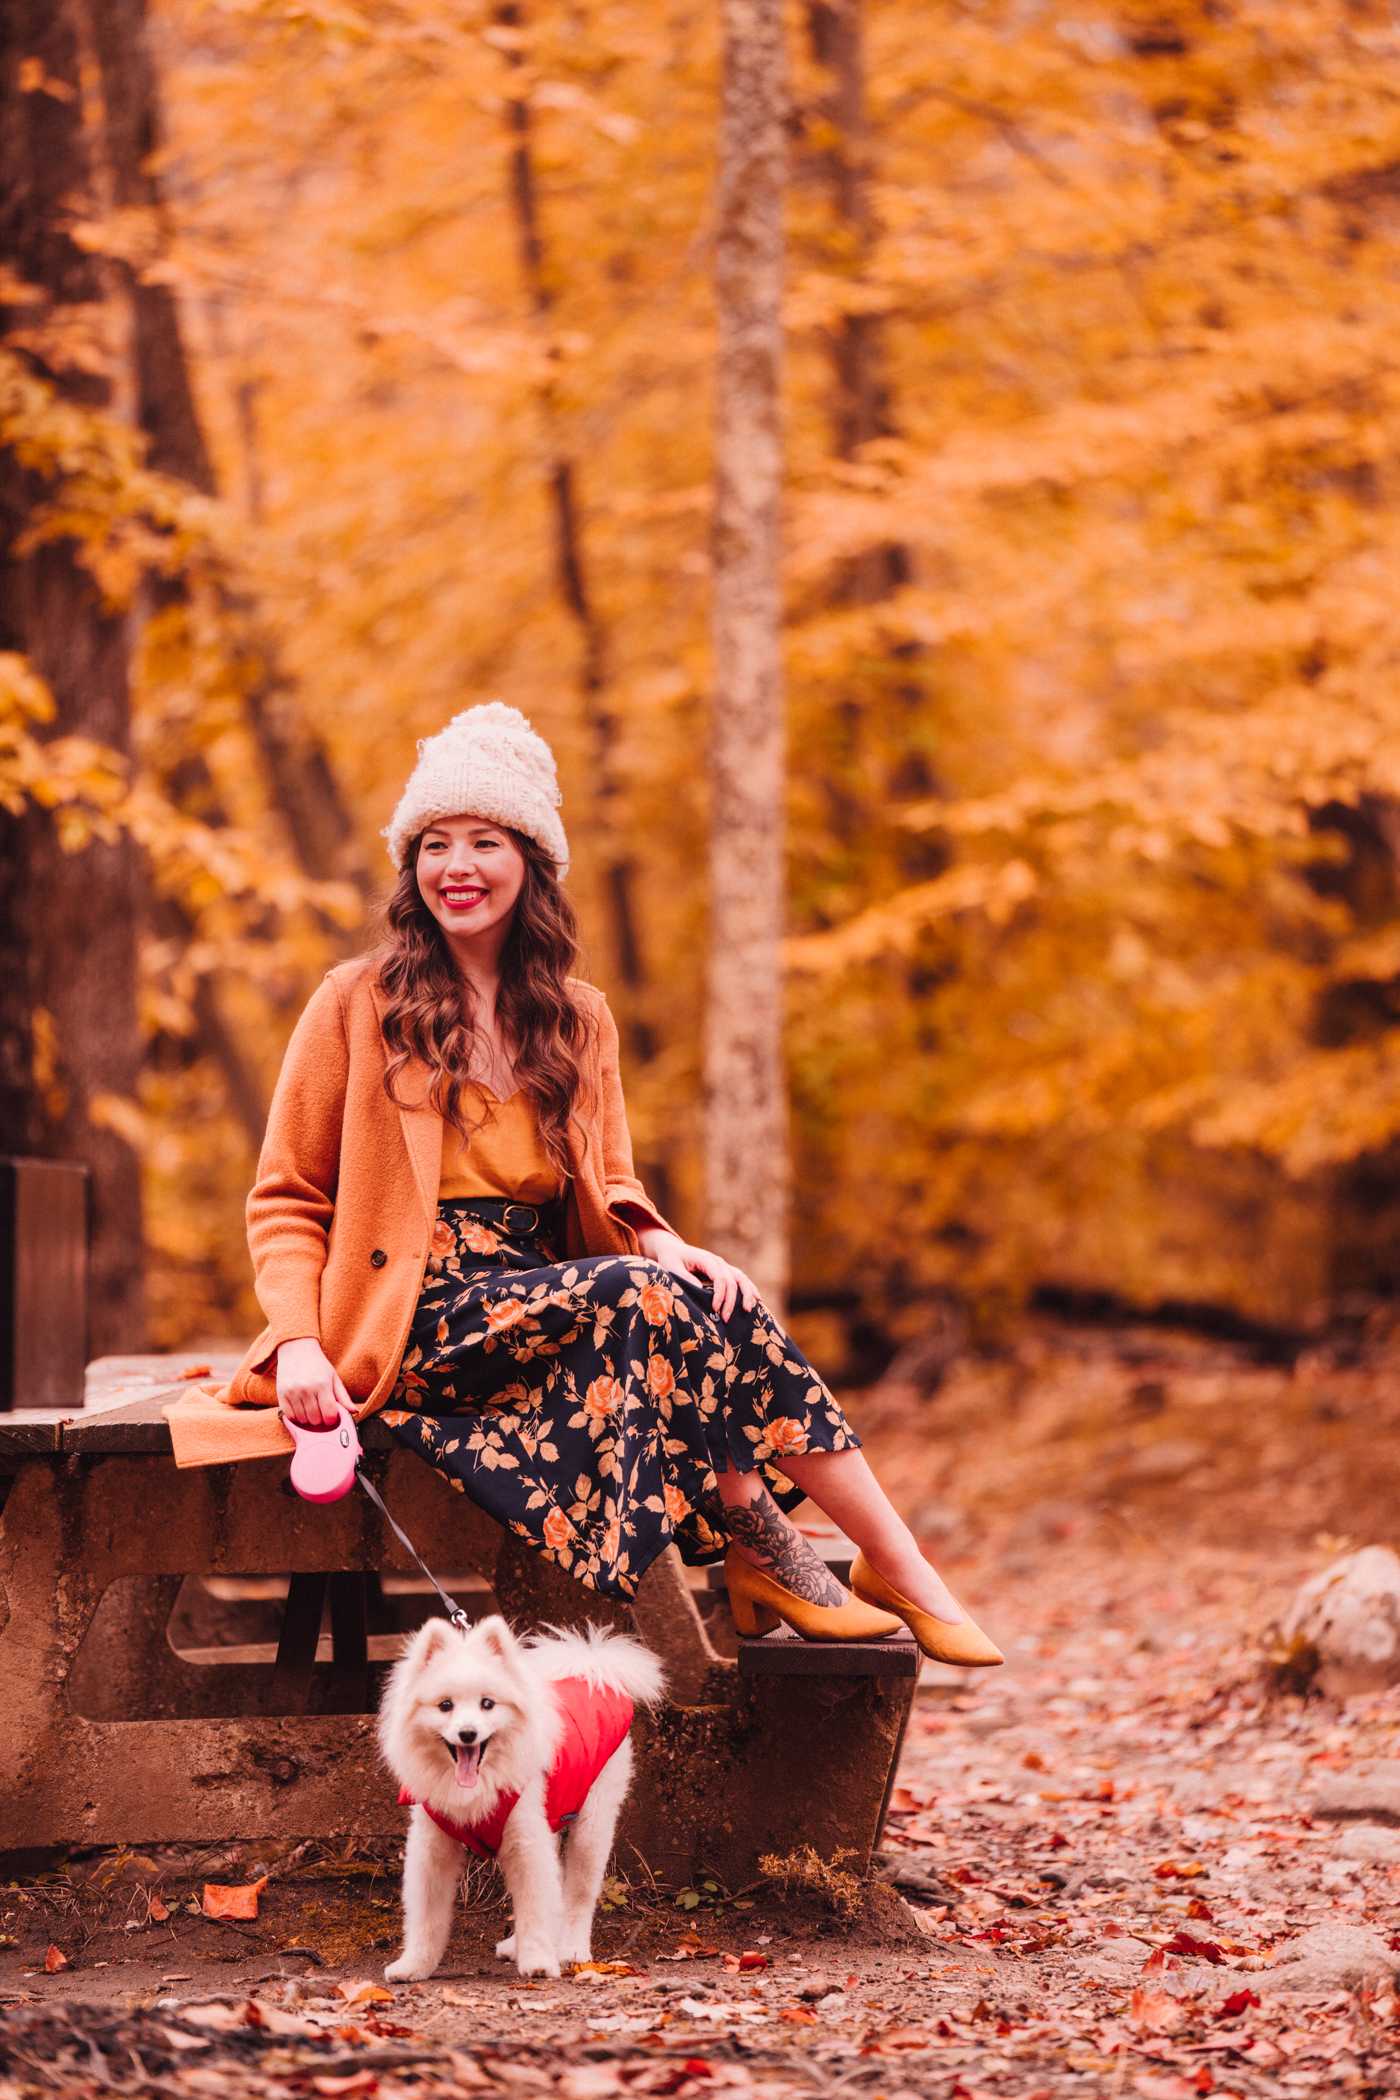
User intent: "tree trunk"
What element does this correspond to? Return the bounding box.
[705,0,789,1307]
[806,0,907,601]
[492,5,656,1069]
[0,0,145,1352]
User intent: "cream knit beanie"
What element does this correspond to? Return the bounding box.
[383,703,569,875]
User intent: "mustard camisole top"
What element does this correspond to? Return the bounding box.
[437,1086,562,1205]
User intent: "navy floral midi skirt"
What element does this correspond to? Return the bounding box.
[381,1200,860,1597]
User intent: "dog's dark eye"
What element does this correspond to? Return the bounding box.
[437,1698,453,1713]
[480,1697,495,1711]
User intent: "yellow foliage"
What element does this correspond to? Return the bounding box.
[11,0,1400,1342]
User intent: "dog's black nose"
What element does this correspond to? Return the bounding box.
[457,1728,478,1745]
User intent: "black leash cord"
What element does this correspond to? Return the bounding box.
[354,1465,470,1632]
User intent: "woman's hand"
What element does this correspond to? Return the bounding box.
[635,1228,759,1322]
[276,1335,353,1428]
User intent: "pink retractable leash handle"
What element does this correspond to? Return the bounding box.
[284,1395,470,1630]
[285,1397,362,1503]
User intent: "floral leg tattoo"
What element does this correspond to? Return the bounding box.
[716,1483,844,1605]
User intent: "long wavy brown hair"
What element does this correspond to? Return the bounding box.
[375,827,591,1173]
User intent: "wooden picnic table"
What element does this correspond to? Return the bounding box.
[0,1361,919,1885]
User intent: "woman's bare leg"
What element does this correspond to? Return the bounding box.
[714,1449,963,1624]
[779,1447,962,1622]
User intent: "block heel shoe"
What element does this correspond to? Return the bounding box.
[724,1548,903,1642]
[849,1550,1003,1667]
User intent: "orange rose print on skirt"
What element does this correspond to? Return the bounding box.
[584,1375,625,1420]
[384,1202,860,1598]
[639,1283,673,1325]
[543,1505,574,1552]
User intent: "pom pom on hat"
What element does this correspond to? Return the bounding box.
[383,702,569,874]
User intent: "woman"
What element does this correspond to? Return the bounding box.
[171,704,999,1665]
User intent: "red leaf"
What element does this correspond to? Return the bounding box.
[149,1893,170,1921]
[1162,1931,1224,1964]
[44,1945,68,1973]
[1218,1989,1261,2018]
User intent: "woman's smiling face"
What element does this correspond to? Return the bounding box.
[416,815,527,949]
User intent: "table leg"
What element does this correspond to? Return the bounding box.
[326,1571,369,1713]
[270,1572,327,1712]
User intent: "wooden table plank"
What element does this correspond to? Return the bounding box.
[737,1626,920,1677]
[60,1386,186,1453]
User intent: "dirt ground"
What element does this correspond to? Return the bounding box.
[6,1314,1400,2096]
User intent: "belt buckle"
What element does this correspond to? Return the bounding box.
[502,1203,540,1237]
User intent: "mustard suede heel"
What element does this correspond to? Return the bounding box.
[849,1550,1004,1667]
[724,1548,903,1643]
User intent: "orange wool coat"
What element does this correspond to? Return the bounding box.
[165,959,668,1467]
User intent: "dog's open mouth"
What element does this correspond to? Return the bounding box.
[453,1739,485,1790]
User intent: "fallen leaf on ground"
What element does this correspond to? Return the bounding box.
[338,1981,394,2006]
[183,2000,324,2038]
[572,1960,646,1976]
[447,2054,493,2089]
[722,1951,767,1972]
[1218,1990,1261,2018]
[155,2029,210,2053]
[861,2025,936,2052]
[148,1893,169,1921]
[782,2008,818,2024]
[1131,1988,1186,2034]
[655,1937,718,1961]
[180,2004,250,2032]
[180,1362,213,1378]
[313,2077,379,2097]
[440,1988,478,2007]
[203,1876,267,1920]
[43,1947,67,1973]
[1162,1932,1225,1964]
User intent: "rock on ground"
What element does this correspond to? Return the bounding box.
[1267,1921,1398,1992]
[1276,1544,1400,1698]
[1331,1820,1400,1863]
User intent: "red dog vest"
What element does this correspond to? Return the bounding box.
[398,1677,634,1860]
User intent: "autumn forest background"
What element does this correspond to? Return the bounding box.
[6,0,1400,1391]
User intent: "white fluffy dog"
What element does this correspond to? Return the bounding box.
[377,1614,664,1980]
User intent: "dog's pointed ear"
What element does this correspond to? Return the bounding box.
[411,1617,458,1663]
[474,1614,519,1663]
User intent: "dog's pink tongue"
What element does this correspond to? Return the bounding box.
[454,1742,481,1790]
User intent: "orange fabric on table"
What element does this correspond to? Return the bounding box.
[438,1088,562,1205]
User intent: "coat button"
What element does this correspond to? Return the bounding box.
[370,1249,387,1268]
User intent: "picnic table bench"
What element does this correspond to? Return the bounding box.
[0,1358,920,1887]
